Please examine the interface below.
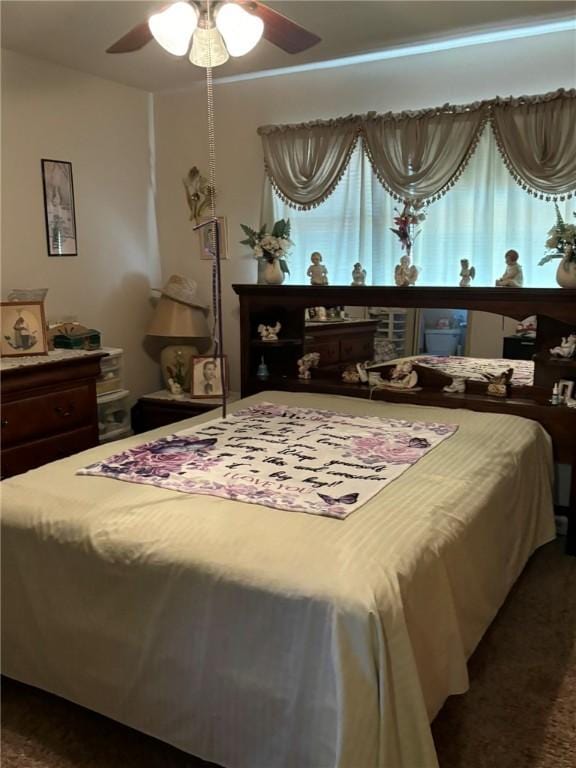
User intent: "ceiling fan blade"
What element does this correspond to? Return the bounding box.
[106,21,154,53]
[242,2,321,54]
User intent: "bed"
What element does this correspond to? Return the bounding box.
[383,355,535,387]
[1,391,555,768]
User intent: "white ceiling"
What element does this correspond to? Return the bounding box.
[2,1,575,92]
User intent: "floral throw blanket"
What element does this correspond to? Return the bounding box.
[78,403,458,519]
[412,356,534,386]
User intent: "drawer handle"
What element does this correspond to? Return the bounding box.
[1,417,8,427]
[55,404,75,418]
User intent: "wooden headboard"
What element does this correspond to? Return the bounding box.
[233,284,576,555]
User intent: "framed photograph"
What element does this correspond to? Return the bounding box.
[1,301,48,357]
[558,379,575,403]
[41,159,78,256]
[198,216,228,260]
[191,356,228,398]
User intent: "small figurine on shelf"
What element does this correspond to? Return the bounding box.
[315,306,327,321]
[443,377,466,393]
[342,365,361,383]
[375,361,420,390]
[495,250,523,287]
[307,252,329,286]
[297,352,320,379]
[550,333,576,358]
[167,378,184,397]
[394,254,419,287]
[351,263,367,286]
[257,322,281,342]
[459,259,476,287]
[484,368,514,397]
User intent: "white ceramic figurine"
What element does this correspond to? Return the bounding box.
[550,333,576,358]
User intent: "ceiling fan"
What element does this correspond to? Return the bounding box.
[106,0,321,66]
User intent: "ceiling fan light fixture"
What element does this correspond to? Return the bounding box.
[215,3,264,57]
[189,26,230,67]
[149,2,198,56]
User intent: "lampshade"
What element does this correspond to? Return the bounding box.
[149,2,198,56]
[215,4,264,57]
[147,296,210,338]
[189,26,229,67]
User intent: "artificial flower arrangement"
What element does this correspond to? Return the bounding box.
[240,218,292,275]
[539,204,576,267]
[390,200,427,252]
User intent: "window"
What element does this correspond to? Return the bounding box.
[271,128,572,288]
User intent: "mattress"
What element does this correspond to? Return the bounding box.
[388,355,535,387]
[1,391,555,768]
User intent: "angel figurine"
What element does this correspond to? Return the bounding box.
[484,368,514,397]
[394,255,419,287]
[495,250,523,288]
[297,352,320,379]
[257,322,281,342]
[550,334,576,358]
[459,259,476,287]
[351,263,367,286]
[307,252,329,286]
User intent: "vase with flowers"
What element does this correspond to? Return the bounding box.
[390,200,427,286]
[240,219,292,285]
[539,204,576,288]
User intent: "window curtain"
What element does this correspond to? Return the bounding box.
[260,89,575,208]
[491,90,576,200]
[259,118,360,209]
[270,127,573,289]
[361,106,486,203]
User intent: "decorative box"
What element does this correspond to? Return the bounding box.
[52,323,101,350]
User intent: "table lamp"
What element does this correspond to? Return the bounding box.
[147,275,211,394]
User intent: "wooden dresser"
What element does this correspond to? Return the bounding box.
[304,319,380,368]
[1,351,105,479]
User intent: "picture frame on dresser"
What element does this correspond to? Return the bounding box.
[0,301,48,357]
[41,158,78,256]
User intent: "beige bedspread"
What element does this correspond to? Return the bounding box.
[1,392,555,768]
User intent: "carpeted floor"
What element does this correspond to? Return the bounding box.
[2,539,575,768]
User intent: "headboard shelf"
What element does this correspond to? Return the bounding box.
[233,283,576,555]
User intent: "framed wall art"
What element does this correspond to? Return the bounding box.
[190,355,228,398]
[0,301,48,357]
[41,159,78,256]
[198,216,228,260]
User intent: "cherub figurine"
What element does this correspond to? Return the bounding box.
[495,249,523,287]
[550,333,576,358]
[307,252,329,286]
[297,352,320,379]
[459,259,476,287]
[375,361,419,389]
[351,263,367,286]
[257,322,281,342]
[484,368,514,397]
[394,255,419,287]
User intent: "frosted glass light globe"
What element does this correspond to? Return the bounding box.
[149,2,198,56]
[215,3,264,57]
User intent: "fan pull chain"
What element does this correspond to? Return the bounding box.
[205,0,226,418]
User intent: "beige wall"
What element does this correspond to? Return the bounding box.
[154,30,576,390]
[1,49,162,400]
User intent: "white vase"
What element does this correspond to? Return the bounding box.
[262,259,285,285]
[556,255,576,288]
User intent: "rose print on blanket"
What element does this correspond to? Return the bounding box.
[78,403,458,519]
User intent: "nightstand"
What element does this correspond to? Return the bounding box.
[502,335,536,360]
[131,390,240,434]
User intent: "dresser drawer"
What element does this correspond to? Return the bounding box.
[1,385,94,447]
[304,339,339,366]
[1,425,97,478]
[340,335,375,362]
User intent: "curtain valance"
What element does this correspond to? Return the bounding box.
[258,89,576,209]
[259,117,361,209]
